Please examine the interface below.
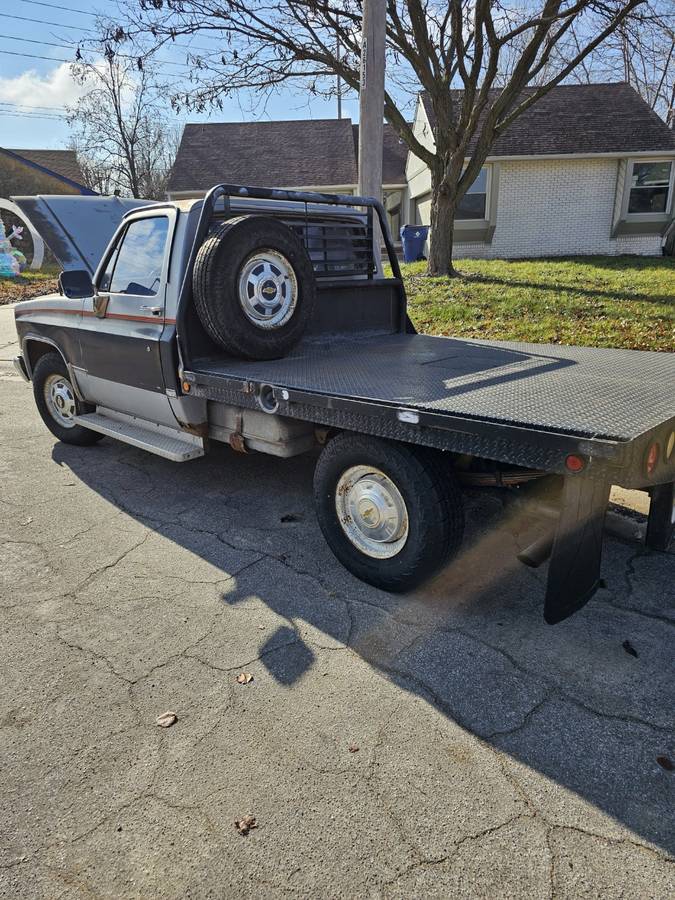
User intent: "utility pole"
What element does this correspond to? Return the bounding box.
[336,33,342,119]
[357,0,386,258]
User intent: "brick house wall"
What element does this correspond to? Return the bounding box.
[406,86,675,259]
[454,157,663,259]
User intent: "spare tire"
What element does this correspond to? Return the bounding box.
[193,215,316,359]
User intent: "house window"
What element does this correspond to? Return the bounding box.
[627,161,672,215]
[456,168,488,220]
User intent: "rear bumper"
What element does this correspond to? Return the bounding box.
[13,355,30,382]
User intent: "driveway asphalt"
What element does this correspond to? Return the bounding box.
[1,303,673,899]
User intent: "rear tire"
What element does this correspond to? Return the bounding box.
[193,216,315,360]
[32,352,103,446]
[313,433,464,592]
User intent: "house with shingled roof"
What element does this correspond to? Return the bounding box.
[167,82,675,258]
[408,82,675,257]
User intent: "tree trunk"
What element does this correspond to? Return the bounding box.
[427,175,458,277]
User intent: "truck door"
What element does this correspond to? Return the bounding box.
[77,209,178,426]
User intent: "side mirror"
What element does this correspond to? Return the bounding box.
[59,269,93,299]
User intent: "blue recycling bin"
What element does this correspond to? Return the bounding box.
[400,225,429,263]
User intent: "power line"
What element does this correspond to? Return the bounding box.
[0,46,190,78]
[0,34,77,52]
[0,101,67,111]
[17,0,100,16]
[0,100,65,110]
[0,48,72,63]
[0,111,65,120]
[0,33,196,71]
[8,12,223,57]
[8,13,95,31]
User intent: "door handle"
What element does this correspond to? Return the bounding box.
[140,306,162,316]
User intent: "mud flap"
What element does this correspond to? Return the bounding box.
[645,482,675,551]
[544,474,611,624]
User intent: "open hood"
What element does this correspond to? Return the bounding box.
[10,194,159,275]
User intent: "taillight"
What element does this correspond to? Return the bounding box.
[645,442,660,476]
[565,453,586,473]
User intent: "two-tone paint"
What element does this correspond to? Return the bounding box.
[13,197,208,430]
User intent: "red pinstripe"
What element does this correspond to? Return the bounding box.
[15,307,176,325]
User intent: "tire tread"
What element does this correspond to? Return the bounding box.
[313,433,465,592]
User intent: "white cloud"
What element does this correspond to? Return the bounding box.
[0,63,89,109]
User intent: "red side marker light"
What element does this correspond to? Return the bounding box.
[645,442,659,476]
[565,454,586,473]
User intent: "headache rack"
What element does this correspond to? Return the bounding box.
[284,214,375,278]
[203,183,403,282]
[174,183,405,376]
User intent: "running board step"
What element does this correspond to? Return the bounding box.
[74,411,204,462]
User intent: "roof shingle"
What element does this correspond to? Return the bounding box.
[5,149,87,186]
[169,119,357,193]
[420,83,675,156]
[351,124,408,185]
[169,119,409,193]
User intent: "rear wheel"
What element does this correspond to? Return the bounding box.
[32,352,102,446]
[313,433,464,592]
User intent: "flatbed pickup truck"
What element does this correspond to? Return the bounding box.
[11,184,675,624]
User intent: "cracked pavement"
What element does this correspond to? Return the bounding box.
[1,304,674,899]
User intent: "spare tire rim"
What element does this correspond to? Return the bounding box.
[44,373,77,428]
[238,249,298,330]
[335,465,409,559]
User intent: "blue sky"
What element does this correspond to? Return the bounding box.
[0,0,361,150]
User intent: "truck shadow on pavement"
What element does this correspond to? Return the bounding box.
[52,438,675,857]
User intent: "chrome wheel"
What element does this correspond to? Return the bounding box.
[335,465,409,559]
[238,249,298,329]
[44,373,77,428]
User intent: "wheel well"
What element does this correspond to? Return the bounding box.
[25,339,64,376]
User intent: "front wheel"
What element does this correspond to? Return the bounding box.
[313,434,465,592]
[32,352,103,446]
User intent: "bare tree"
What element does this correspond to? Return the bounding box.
[67,56,179,199]
[554,3,675,120]
[103,1,653,274]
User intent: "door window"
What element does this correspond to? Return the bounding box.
[103,217,169,296]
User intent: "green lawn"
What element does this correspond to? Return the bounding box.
[398,256,674,352]
[3,257,673,352]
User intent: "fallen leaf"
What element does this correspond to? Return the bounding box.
[280,513,302,523]
[348,744,360,753]
[656,755,673,771]
[156,711,177,728]
[622,640,638,658]
[234,815,257,835]
[236,672,254,684]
